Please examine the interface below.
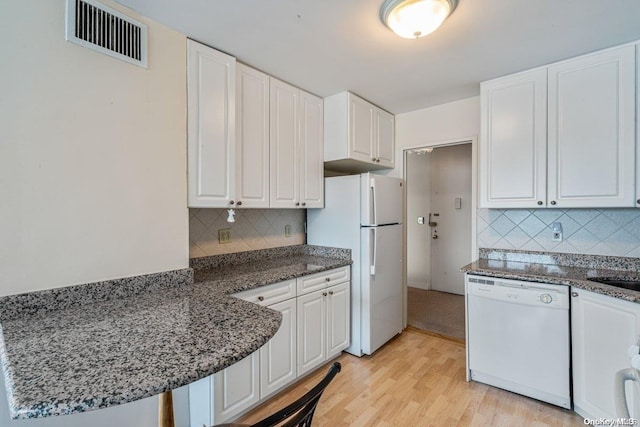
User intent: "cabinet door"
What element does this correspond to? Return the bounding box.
[299,91,324,208]
[187,39,236,208]
[297,289,326,376]
[375,108,395,168]
[270,78,299,208]
[326,282,350,360]
[548,45,635,208]
[572,288,640,420]
[348,93,375,164]
[636,44,640,208]
[260,298,297,399]
[212,351,260,423]
[236,64,269,208]
[479,68,547,208]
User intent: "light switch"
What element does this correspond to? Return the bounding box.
[417,216,425,225]
[455,198,462,209]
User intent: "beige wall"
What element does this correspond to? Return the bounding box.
[189,208,305,257]
[0,0,189,297]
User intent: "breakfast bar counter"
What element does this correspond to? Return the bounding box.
[0,245,351,420]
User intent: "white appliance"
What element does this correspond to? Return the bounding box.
[307,173,403,356]
[466,274,571,409]
[614,344,640,418]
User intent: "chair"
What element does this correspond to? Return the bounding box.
[215,362,341,427]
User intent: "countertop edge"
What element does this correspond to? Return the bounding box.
[1,252,351,419]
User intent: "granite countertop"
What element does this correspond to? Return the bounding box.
[0,245,351,419]
[462,249,640,303]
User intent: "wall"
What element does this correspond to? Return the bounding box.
[189,208,305,257]
[0,0,189,297]
[0,1,190,426]
[477,208,640,257]
[406,153,431,289]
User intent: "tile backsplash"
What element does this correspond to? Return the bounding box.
[477,208,640,258]
[189,209,305,258]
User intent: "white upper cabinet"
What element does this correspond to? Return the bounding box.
[480,43,637,209]
[636,43,640,208]
[235,63,270,208]
[299,91,324,208]
[270,78,324,208]
[187,39,236,208]
[324,92,395,173]
[480,68,548,208]
[375,108,395,168]
[548,45,636,208]
[187,41,323,210]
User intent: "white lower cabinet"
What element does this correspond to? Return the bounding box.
[189,268,350,426]
[260,298,297,399]
[572,287,640,420]
[297,281,350,376]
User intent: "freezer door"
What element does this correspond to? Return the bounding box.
[360,173,403,226]
[360,224,403,355]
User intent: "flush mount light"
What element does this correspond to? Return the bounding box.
[380,0,458,39]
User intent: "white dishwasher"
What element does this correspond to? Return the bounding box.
[466,274,571,409]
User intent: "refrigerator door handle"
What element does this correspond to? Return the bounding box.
[370,180,377,225]
[370,228,377,275]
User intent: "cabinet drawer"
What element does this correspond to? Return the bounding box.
[297,266,350,295]
[234,279,296,306]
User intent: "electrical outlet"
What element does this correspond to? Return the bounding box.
[551,222,563,242]
[285,224,292,238]
[218,228,232,244]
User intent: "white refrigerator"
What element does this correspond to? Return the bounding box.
[307,173,403,356]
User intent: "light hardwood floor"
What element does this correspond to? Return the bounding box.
[238,328,582,426]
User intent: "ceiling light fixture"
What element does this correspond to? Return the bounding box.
[380,0,458,39]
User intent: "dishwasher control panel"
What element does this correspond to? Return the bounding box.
[466,274,569,309]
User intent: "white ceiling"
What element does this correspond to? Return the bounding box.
[116,0,640,114]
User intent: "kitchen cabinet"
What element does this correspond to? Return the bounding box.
[479,68,547,208]
[297,269,350,377]
[189,268,349,425]
[186,39,236,208]
[259,297,297,399]
[571,288,640,420]
[270,78,324,208]
[480,44,636,208]
[324,91,395,173]
[636,43,640,208]
[547,45,635,208]
[235,63,270,208]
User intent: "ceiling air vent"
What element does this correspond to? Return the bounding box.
[65,0,148,68]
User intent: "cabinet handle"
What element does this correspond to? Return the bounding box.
[325,277,330,282]
[236,201,242,206]
[550,201,557,206]
[302,202,306,207]
[537,201,543,206]
[637,199,640,204]
[258,296,264,301]
[295,202,300,206]
[322,292,328,296]
[376,159,381,163]
[229,200,235,205]
[371,157,376,161]
[329,290,334,295]
[571,292,579,297]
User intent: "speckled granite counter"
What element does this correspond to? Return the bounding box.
[0,245,351,419]
[462,248,640,303]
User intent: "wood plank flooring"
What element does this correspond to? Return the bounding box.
[238,328,582,426]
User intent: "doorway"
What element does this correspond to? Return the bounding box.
[404,142,473,340]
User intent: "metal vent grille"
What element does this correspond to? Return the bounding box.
[65,0,148,68]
